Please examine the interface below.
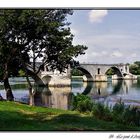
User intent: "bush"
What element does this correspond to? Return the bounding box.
[112,101,140,126]
[123,106,140,126]
[112,101,125,123]
[73,94,140,126]
[72,94,93,113]
[92,103,112,121]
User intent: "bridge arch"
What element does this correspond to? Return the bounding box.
[76,66,93,81]
[105,66,124,78]
[41,75,52,85]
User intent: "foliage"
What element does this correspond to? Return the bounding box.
[106,68,114,75]
[134,61,140,67]
[73,94,140,127]
[92,103,112,121]
[0,10,87,100]
[18,69,25,77]
[0,10,87,75]
[129,64,140,75]
[123,106,140,126]
[71,69,83,76]
[112,101,125,123]
[129,61,140,75]
[0,46,23,80]
[72,94,93,113]
[112,103,140,126]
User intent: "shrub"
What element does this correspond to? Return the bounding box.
[92,103,112,121]
[73,94,140,126]
[112,101,140,126]
[112,101,125,123]
[72,94,93,113]
[123,106,140,126]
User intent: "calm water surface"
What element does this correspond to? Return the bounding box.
[0,77,140,110]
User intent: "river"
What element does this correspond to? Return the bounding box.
[0,77,140,110]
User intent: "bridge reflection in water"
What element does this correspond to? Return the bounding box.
[83,79,139,107]
[29,86,72,110]
[26,78,140,110]
[1,77,139,110]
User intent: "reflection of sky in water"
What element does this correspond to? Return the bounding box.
[0,78,32,100]
[107,87,113,93]
[71,79,85,94]
[1,89,28,99]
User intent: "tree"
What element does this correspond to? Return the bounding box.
[129,63,140,75]
[129,61,140,75]
[106,68,114,75]
[134,61,140,67]
[0,10,87,103]
[0,43,28,100]
[71,69,83,76]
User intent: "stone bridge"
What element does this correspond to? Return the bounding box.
[77,63,135,82]
[38,63,137,86]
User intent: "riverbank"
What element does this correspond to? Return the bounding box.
[0,101,140,131]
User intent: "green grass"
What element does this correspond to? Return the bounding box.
[0,101,140,131]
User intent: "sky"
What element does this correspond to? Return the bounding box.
[67,10,140,64]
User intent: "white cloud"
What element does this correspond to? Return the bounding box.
[71,13,140,64]
[131,53,137,57]
[101,51,108,55]
[91,51,108,57]
[73,31,140,64]
[92,52,99,57]
[89,10,108,23]
[111,51,123,58]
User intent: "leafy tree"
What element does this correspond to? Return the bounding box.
[71,69,83,76]
[0,45,24,100]
[0,10,87,103]
[129,63,140,75]
[18,69,25,77]
[106,68,114,75]
[134,61,140,67]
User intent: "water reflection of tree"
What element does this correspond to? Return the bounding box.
[33,85,52,107]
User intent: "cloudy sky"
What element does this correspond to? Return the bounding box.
[67,10,140,64]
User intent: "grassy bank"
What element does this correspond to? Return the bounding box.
[0,101,140,131]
